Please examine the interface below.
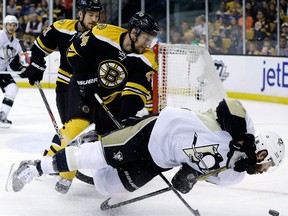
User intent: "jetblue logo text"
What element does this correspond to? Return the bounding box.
[261,61,288,92]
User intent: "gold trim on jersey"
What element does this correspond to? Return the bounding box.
[56,68,72,84]
[225,98,246,118]
[127,50,158,72]
[194,109,222,132]
[122,82,151,103]
[35,37,54,55]
[101,91,121,105]
[101,115,157,147]
[67,43,82,58]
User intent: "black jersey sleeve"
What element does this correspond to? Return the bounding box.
[216,98,248,139]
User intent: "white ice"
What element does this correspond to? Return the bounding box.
[0,88,287,216]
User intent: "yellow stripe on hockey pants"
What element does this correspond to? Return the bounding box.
[47,118,90,180]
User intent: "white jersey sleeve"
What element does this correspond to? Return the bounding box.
[0,30,22,71]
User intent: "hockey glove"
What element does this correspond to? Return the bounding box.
[227,134,257,172]
[171,163,200,194]
[20,59,46,85]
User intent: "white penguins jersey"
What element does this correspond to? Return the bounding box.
[148,105,255,186]
[0,30,22,71]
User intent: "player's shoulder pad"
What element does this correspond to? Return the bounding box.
[223,98,246,118]
[142,48,158,71]
[91,23,127,44]
[53,19,78,32]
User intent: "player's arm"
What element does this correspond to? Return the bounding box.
[216,98,257,172]
[20,23,59,85]
[67,30,98,101]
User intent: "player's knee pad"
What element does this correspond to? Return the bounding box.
[3,83,18,100]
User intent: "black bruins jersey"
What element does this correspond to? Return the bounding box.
[67,23,158,129]
[32,19,82,86]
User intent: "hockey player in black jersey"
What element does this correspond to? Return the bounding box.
[45,11,160,194]
[20,0,103,124]
[9,99,285,196]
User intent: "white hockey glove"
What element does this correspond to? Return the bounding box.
[226,134,257,172]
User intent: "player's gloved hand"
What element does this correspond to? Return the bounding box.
[227,134,257,172]
[171,163,200,194]
[20,59,46,85]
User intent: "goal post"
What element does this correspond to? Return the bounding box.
[152,43,227,113]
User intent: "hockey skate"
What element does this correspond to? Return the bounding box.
[55,177,72,194]
[6,160,41,192]
[171,163,201,194]
[0,111,12,128]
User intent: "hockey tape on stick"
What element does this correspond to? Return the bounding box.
[19,40,30,64]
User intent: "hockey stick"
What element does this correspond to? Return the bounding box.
[94,93,199,214]
[101,166,227,211]
[19,40,93,184]
[0,71,21,75]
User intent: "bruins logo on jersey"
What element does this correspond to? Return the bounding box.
[98,60,128,88]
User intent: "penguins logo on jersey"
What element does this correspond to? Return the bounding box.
[183,133,223,172]
[98,59,128,88]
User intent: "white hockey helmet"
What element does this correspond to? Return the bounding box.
[255,131,285,167]
[3,15,19,30]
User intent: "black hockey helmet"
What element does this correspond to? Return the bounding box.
[77,0,103,12]
[128,11,159,37]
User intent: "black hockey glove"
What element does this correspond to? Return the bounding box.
[171,163,201,194]
[20,59,46,85]
[226,134,257,172]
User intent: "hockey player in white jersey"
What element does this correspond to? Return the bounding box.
[9,99,285,195]
[0,15,26,128]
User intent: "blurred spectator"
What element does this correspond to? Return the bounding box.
[7,0,18,15]
[54,0,66,19]
[25,13,42,38]
[180,20,191,37]
[171,30,183,44]
[21,0,32,16]
[250,0,261,20]
[228,0,242,20]
[209,32,222,54]
[238,11,254,30]
[16,16,27,38]
[216,1,229,23]
[219,15,231,38]
[36,0,48,16]
[193,15,207,41]
[253,10,270,41]
[15,5,24,18]
[259,0,268,18]
[183,30,196,44]
[247,41,261,55]
[29,3,37,14]
[229,16,242,54]
[260,37,275,56]
[276,36,288,56]
[266,1,277,24]
[280,0,288,16]
[281,22,288,40]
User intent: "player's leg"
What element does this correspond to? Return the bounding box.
[0,74,18,128]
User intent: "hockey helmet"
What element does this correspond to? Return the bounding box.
[77,0,103,12]
[255,131,285,167]
[128,11,159,37]
[3,15,19,29]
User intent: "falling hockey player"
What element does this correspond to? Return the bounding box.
[8,99,285,198]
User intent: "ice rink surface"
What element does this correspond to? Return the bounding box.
[0,88,287,216]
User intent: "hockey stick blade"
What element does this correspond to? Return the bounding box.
[100,187,173,211]
[5,163,16,192]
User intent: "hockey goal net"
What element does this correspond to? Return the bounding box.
[153,43,227,113]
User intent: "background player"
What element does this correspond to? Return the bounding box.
[9,99,285,195]
[0,15,27,128]
[42,11,159,194]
